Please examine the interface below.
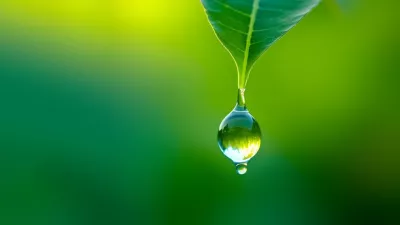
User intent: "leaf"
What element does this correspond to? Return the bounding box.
[201,0,321,88]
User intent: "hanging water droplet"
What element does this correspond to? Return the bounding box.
[218,89,261,174]
[236,163,248,175]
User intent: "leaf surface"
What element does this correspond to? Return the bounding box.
[201,0,320,88]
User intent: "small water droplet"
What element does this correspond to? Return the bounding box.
[236,163,247,175]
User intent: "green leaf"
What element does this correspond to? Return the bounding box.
[201,0,320,88]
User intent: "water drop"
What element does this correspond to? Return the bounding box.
[236,163,248,175]
[218,89,261,174]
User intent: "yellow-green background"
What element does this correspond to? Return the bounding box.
[0,1,399,224]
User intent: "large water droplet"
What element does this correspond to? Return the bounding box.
[217,89,262,174]
[217,106,261,165]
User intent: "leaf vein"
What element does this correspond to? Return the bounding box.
[250,37,273,46]
[240,0,260,88]
[224,42,245,53]
[213,20,248,35]
[212,0,251,17]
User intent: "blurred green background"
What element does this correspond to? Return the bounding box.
[0,1,399,225]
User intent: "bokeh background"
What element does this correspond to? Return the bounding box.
[1,0,399,225]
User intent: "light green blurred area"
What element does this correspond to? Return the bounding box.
[0,1,399,225]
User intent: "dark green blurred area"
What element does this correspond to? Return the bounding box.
[0,1,399,225]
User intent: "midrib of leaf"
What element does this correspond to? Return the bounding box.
[239,0,260,89]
